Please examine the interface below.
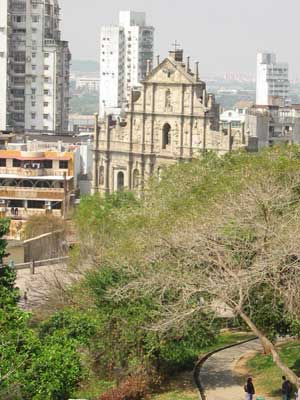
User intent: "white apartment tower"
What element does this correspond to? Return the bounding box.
[99,11,154,117]
[0,0,71,133]
[256,52,289,106]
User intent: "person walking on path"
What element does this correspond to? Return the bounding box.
[244,377,255,400]
[296,381,300,400]
[282,376,292,400]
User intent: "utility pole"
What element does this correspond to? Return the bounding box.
[93,113,100,194]
[63,171,67,219]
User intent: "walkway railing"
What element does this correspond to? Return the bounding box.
[14,256,69,274]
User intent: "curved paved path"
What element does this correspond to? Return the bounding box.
[199,339,263,400]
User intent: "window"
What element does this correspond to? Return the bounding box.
[13,159,21,167]
[43,126,48,130]
[43,113,49,119]
[32,15,40,23]
[43,102,49,107]
[14,51,25,62]
[13,101,24,110]
[12,112,24,122]
[14,16,24,23]
[28,200,44,209]
[44,52,49,58]
[0,159,6,167]
[59,160,68,169]
[117,171,124,191]
[43,160,52,169]
[32,101,36,107]
[14,64,25,73]
[31,125,36,130]
[31,88,36,95]
[44,89,49,95]
[32,65,36,70]
[44,65,49,70]
[162,123,171,149]
[31,112,36,119]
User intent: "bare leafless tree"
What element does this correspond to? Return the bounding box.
[111,173,300,386]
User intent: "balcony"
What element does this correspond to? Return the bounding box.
[0,186,65,201]
[0,167,69,178]
[0,207,62,220]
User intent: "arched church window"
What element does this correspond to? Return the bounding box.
[117,171,124,191]
[162,123,171,149]
[133,169,140,189]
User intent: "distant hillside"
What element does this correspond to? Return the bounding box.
[71,60,99,74]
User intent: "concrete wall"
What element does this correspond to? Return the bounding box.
[23,230,67,262]
[245,113,269,149]
[4,230,68,265]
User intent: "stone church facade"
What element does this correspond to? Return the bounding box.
[93,49,254,193]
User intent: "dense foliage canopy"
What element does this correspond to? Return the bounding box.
[5,146,300,399]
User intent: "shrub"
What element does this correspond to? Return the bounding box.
[22,214,65,239]
[99,373,150,400]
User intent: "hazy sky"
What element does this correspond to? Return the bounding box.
[60,0,300,77]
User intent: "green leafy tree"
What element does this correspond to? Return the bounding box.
[80,265,218,379]
[0,217,88,399]
[72,146,300,387]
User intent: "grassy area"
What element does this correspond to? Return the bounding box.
[247,341,300,398]
[197,330,255,356]
[73,377,115,400]
[151,389,198,400]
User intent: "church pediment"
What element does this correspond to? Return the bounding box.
[144,58,197,85]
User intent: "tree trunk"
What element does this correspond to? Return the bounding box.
[238,309,299,388]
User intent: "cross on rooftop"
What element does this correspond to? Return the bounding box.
[172,40,181,51]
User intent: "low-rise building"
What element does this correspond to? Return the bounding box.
[245,104,300,148]
[0,146,76,220]
[220,109,246,127]
[76,77,100,92]
[220,101,254,130]
[68,114,95,134]
[0,135,93,222]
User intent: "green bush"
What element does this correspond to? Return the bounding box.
[83,266,218,377]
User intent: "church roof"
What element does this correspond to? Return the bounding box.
[143,54,204,85]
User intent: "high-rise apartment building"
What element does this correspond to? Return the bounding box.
[256,52,289,106]
[99,11,154,117]
[0,0,71,134]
